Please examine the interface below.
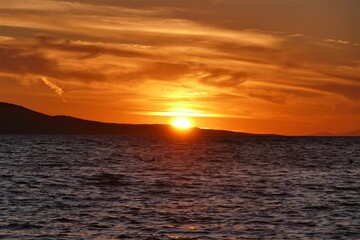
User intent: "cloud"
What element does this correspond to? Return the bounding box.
[248,91,285,104]
[40,77,63,96]
[0,43,106,81]
[1,29,358,104]
[0,0,359,131]
[0,36,14,42]
[288,34,305,38]
[324,39,350,44]
[0,44,58,75]
[0,1,283,49]
[34,34,151,59]
[199,69,248,88]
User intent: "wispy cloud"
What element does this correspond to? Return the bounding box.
[0,36,14,42]
[324,39,350,44]
[40,77,63,96]
[0,0,359,134]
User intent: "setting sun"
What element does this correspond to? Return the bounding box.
[172,117,192,129]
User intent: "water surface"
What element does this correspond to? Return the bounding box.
[1,136,359,239]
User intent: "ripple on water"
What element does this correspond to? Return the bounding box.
[0,136,359,239]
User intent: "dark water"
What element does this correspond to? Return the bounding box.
[1,136,359,239]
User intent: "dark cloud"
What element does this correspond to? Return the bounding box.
[248,91,285,104]
[253,76,360,102]
[319,71,360,85]
[0,44,57,75]
[112,62,191,83]
[317,83,360,101]
[199,69,248,88]
[246,87,324,105]
[0,43,105,81]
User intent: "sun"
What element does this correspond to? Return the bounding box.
[172,117,192,129]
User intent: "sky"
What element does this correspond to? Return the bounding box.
[0,0,359,135]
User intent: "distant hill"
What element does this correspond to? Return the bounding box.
[339,130,360,137]
[0,102,275,137]
[311,130,360,137]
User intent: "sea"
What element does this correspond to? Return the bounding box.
[0,135,359,240]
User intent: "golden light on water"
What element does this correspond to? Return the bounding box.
[172,117,192,129]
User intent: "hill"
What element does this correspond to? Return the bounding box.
[311,130,360,137]
[0,102,273,137]
[339,130,360,137]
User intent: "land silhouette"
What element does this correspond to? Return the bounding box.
[1,102,358,137]
[0,102,279,137]
[310,130,360,137]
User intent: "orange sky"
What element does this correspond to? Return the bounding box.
[0,0,359,135]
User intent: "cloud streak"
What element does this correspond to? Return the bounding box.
[40,77,63,96]
[0,0,359,134]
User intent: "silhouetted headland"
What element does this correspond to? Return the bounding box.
[0,102,279,137]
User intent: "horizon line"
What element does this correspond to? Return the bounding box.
[0,101,359,137]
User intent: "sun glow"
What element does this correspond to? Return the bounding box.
[172,117,192,129]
